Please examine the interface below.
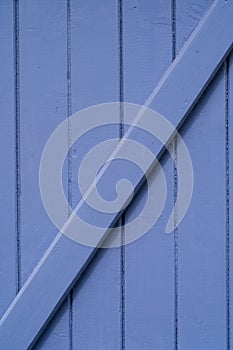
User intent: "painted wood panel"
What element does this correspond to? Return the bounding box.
[18,1,69,348]
[70,1,121,349]
[0,1,232,349]
[175,1,226,349]
[178,68,226,349]
[123,1,175,348]
[176,2,227,349]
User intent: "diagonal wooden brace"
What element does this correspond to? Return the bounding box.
[0,1,232,348]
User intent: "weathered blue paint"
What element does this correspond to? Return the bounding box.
[0,1,232,349]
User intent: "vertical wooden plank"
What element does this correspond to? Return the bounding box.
[0,0,16,317]
[176,1,215,349]
[123,1,175,348]
[177,2,226,348]
[177,69,226,350]
[71,1,121,349]
[19,1,69,348]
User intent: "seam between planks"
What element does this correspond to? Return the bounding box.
[171,1,179,349]
[1,2,232,347]
[67,0,73,349]
[225,56,230,350]
[118,0,125,349]
[13,0,21,294]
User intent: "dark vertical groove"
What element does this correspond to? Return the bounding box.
[225,57,230,350]
[173,138,179,350]
[119,0,124,134]
[120,215,125,350]
[14,0,21,293]
[172,1,178,349]
[67,0,73,349]
[118,0,125,349]
[171,0,177,61]
[68,290,73,350]
[67,0,72,206]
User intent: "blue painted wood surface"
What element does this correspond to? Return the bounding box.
[19,1,69,348]
[70,1,121,349]
[123,2,175,348]
[176,1,227,349]
[0,1,232,349]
